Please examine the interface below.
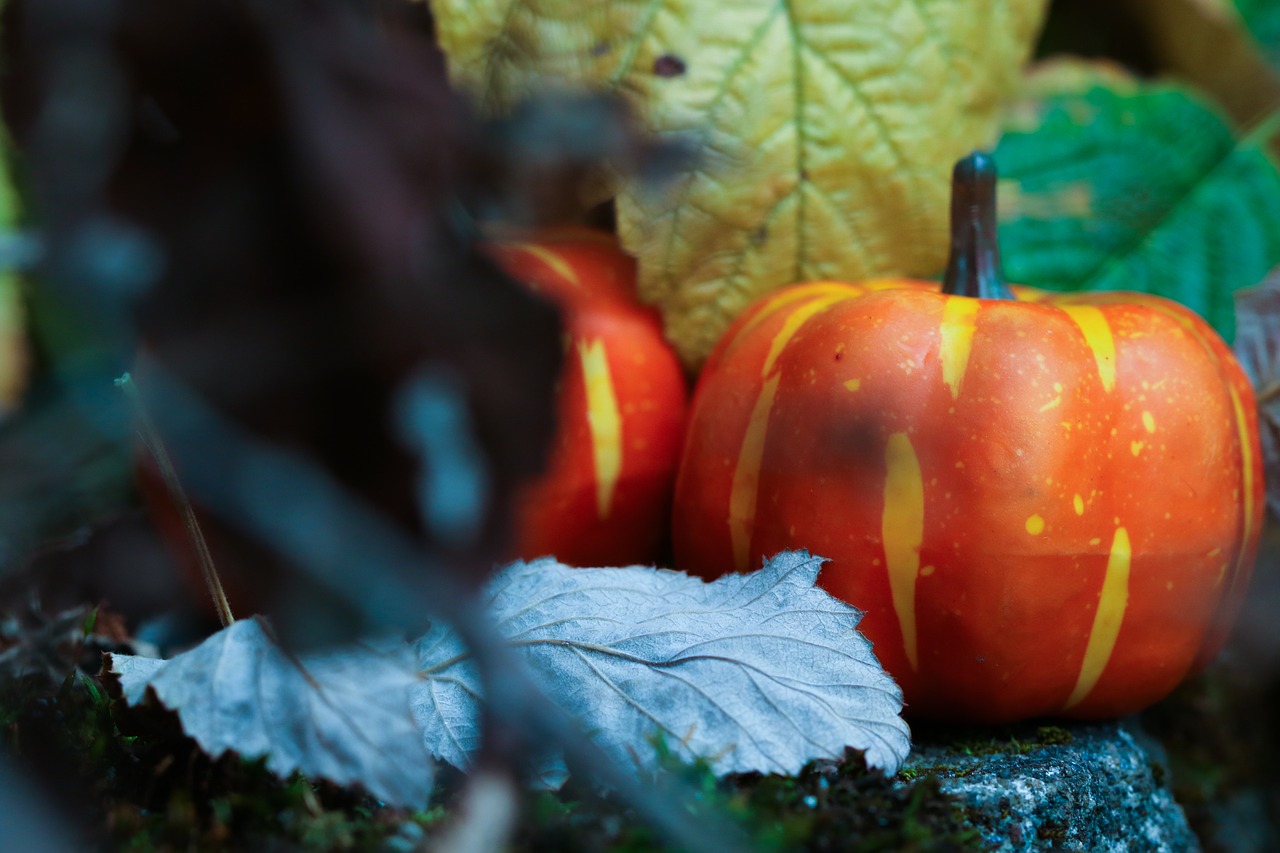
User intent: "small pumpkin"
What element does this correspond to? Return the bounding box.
[486,229,688,567]
[673,154,1262,722]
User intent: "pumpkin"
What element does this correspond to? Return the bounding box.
[485,229,688,567]
[672,153,1263,722]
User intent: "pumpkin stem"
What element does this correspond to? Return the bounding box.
[942,151,1014,301]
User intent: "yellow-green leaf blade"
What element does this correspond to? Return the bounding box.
[432,0,1049,366]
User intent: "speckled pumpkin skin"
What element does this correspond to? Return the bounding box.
[674,279,1262,722]
[486,230,688,568]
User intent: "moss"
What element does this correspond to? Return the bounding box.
[1035,820,1067,842]
[1,656,990,853]
[17,601,1248,853]
[939,723,1075,758]
[2,657,450,852]
[1032,725,1074,748]
[510,745,982,852]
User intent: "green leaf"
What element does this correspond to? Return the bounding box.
[1234,0,1280,68]
[81,607,99,638]
[994,62,1280,342]
[432,0,1049,366]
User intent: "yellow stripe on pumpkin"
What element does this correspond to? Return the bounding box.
[883,432,925,671]
[727,292,855,572]
[1227,384,1256,590]
[729,374,780,572]
[510,243,581,288]
[762,292,851,376]
[939,297,981,399]
[578,339,622,519]
[724,283,852,359]
[1065,526,1131,708]
[1060,305,1116,393]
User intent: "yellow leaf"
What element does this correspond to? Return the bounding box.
[433,0,1049,367]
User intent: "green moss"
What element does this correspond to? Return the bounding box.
[908,721,1077,763]
[0,661,991,852]
[1035,820,1067,842]
[8,618,1121,853]
[1,660,446,852]
[1032,726,1074,748]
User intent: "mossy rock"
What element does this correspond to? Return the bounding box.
[900,721,1198,852]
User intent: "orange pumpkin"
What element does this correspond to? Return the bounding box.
[673,154,1262,722]
[486,229,688,567]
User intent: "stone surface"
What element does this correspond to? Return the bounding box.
[900,722,1199,852]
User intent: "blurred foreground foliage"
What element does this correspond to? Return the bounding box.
[0,0,1279,850]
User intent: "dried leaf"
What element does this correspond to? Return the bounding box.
[412,614,480,771]
[1233,269,1280,517]
[108,618,434,808]
[414,551,910,778]
[995,60,1280,341]
[432,0,1049,366]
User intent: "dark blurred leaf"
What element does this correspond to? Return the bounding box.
[0,604,91,683]
[0,0,565,644]
[0,758,78,853]
[413,551,911,779]
[0,380,135,573]
[466,91,682,227]
[1233,270,1280,518]
[995,60,1280,341]
[0,592,147,684]
[108,617,434,808]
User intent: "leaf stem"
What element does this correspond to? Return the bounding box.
[1243,104,1280,149]
[942,151,1014,300]
[116,372,235,628]
[1257,379,1280,406]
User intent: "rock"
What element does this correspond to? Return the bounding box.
[900,722,1199,852]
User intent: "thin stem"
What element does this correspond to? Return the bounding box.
[942,151,1014,301]
[1258,380,1280,406]
[116,372,235,628]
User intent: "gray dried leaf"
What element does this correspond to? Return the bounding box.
[413,551,910,778]
[108,617,433,808]
[410,621,571,788]
[411,616,479,770]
